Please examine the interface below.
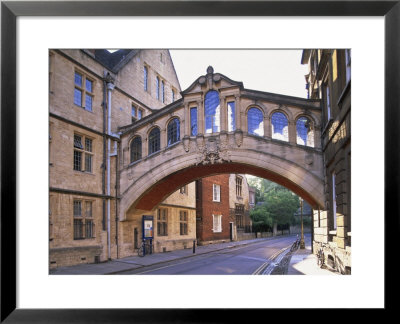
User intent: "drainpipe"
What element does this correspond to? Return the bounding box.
[102,80,107,231]
[106,75,115,260]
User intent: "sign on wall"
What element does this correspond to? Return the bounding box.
[142,215,154,239]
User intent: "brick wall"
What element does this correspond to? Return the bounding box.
[196,175,230,243]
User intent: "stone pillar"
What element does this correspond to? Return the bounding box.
[219,95,226,132]
[235,95,241,130]
[288,121,297,144]
[184,102,190,136]
[161,127,167,148]
[314,125,322,149]
[264,116,271,139]
[197,100,204,135]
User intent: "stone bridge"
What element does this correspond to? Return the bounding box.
[118,67,323,221]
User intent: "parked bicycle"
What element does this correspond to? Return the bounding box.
[290,236,301,252]
[317,246,325,268]
[137,239,153,257]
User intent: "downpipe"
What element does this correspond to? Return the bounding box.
[106,78,115,260]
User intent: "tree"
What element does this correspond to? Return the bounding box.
[248,176,300,234]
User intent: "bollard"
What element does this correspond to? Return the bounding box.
[193,240,196,253]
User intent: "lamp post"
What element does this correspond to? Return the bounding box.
[299,197,305,249]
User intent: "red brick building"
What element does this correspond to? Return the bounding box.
[196,175,231,244]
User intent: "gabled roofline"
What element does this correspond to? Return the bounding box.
[181,72,244,95]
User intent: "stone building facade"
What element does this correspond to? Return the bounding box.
[302,49,351,274]
[49,49,194,268]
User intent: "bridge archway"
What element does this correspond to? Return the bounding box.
[119,133,324,220]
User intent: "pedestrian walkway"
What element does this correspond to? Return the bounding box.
[286,242,341,275]
[50,236,277,275]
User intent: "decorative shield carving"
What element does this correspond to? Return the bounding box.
[234,129,243,147]
[196,136,231,165]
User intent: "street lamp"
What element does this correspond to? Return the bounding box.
[299,197,305,249]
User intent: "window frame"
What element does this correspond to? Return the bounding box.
[212,214,222,233]
[247,107,264,136]
[130,136,142,163]
[157,208,168,236]
[271,111,289,142]
[236,176,243,197]
[148,127,161,155]
[190,107,198,136]
[179,210,188,236]
[213,184,221,202]
[73,199,95,240]
[73,134,93,173]
[204,90,221,134]
[167,118,180,146]
[74,70,94,112]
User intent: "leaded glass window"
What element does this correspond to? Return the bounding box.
[167,118,180,146]
[228,102,236,132]
[148,127,160,154]
[157,208,168,236]
[74,134,93,172]
[74,88,82,106]
[296,116,314,147]
[205,91,220,133]
[156,77,160,100]
[190,107,198,136]
[74,71,93,111]
[247,107,264,136]
[271,112,289,141]
[130,137,142,163]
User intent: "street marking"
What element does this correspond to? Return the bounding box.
[252,244,292,275]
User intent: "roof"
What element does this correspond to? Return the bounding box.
[92,49,140,73]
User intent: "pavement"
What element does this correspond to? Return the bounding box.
[50,235,341,275]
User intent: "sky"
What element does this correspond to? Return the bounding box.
[169,49,309,99]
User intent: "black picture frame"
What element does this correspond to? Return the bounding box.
[1,0,398,322]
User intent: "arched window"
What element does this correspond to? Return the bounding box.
[167,118,180,146]
[205,90,220,133]
[296,116,314,147]
[148,127,160,155]
[271,112,289,141]
[130,137,142,163]
[247,107,264,136]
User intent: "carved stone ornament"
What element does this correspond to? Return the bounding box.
[127,167,135,180]
[196,136,231,165]
[182,136,190,152]
[305,154,314,165]
[234,129,243,147]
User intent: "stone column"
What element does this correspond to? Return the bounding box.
[313,125,322,149]
[197,100,204,135]
[219,95,226,132]
[264,116,271,139]
[235,95,241,130]
[184,102,190,136]
[161,127,167,148]
[288,121,297,144]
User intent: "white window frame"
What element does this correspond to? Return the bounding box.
[213,184,220,202]
[212,214,222,233]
